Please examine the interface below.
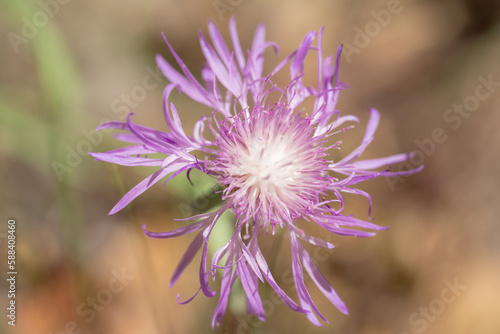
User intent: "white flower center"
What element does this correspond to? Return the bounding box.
[230,132,301,201]
[215,110,328,223]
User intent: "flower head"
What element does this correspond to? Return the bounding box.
[91,18,422,327]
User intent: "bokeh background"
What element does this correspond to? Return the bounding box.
[1,0,500,333]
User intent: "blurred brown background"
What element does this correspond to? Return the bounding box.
[1,0,500,333]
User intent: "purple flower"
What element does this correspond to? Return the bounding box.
[91,18,422,327]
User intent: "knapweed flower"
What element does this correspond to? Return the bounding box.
[91,18,422,327]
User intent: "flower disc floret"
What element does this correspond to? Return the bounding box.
[213,103,329,228]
